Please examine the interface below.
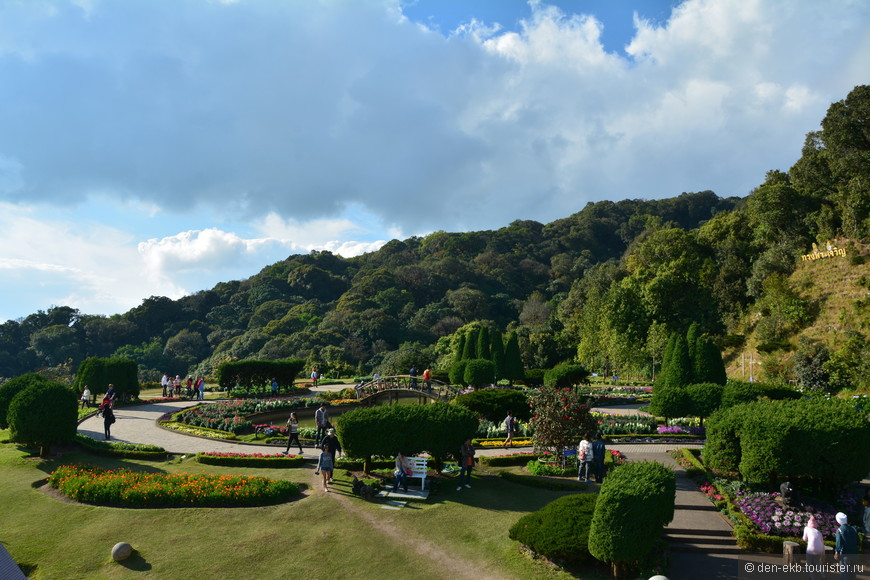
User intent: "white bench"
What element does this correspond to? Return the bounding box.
[405,456,429,491]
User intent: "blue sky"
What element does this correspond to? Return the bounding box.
[0,0,868,322]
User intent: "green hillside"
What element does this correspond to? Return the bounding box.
[1,85,868,395]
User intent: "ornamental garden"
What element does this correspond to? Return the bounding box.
[0,348,868,579]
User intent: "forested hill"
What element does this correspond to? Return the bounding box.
[2,85,869,393]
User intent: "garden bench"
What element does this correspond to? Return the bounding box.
[405,456,429,491]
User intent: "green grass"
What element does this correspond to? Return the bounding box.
[0,433,604,579]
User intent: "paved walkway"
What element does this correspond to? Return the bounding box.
[78,398,738,579]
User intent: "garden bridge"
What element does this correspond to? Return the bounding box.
[354,375,459,405]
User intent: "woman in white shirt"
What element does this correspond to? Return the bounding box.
[802,514,824,579]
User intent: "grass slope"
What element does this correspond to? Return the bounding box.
[0,437,591,580]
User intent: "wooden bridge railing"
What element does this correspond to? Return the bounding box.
[353,375,459,402]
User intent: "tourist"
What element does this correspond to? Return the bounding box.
[409,366,418,389]
[80,385,91,409]
[591,432,606,483]
[311,368,319,387]
[802,515,824,579]
[314,404,330,446]
[315,443,334,492]
[161,373,169,397]
[503,411,516,448]
[271,377,279,396]
[578,433,593,483]
[283,412,304,455]
[104,384,116,407]
[186,376,194,398]
[322,428,342,482]
[422,367,432,391]
[103,404,115,440]
[456,437,475,491]
[834,511,858,578]
[195,377,205,400]
[393,451,411,492]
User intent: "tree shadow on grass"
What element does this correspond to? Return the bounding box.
[118,550,152,572]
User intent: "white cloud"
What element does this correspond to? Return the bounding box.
[0,0,868,319]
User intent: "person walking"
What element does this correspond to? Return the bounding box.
[314,404,330,447]
[315,443,334,492]
[103,405,115,440]
[283,412,304,455]
[80,386,91,409]
[456,437,475,491]
[409,366,418,389]
[422,368,432,391]
[161,373,169,397]
[197,377,205,400]
[503,411,516,448]
[591,432,606,483]
[578,433,594,482]
[802,515,824,580]
[834,511,859,579]
[322,428,342,483]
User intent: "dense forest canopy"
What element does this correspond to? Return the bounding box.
[2,86,868,390]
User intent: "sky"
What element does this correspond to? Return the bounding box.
[0,0,868,323]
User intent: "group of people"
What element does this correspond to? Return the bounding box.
[315,428,342,492]
[161,373,205,400]
[802,509,864,580]
[80,384,116,440]
[577,432,606,483]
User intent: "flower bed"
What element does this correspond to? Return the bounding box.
[196,451,306,468]
[735,492,841,539]
[47,464,299,507]
[159,421,237,440]
[473,437,533,448]
[591,412,657,435]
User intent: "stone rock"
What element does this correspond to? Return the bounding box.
[111,542,133,562]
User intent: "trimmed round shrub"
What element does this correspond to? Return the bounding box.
[509,493,598,563]
[543,363,590,388]
[337,402,478,471]
[453,388,530,422]
[685,382,724,423]
[8,378,78,456]
[463,359,495,387]
[588,461,675,577]
[720,380,800,409]
[648,385,692,420]
[1,373,59,428]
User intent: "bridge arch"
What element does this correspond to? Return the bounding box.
[354,375,459,404]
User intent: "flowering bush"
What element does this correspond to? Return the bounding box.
[160,422,237,440]
[608,449,627,465]
[477,438,532,448]
[657,425,706,436]
[528,387,597,455]
[700,481,724,501]
[48,464,299,507]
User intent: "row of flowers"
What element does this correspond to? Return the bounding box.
[591,412,658,435]
[47,464,299,507]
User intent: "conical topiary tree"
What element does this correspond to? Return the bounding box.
[503,331,524,384]
[693,337,727,385]
[657,334,693,388]
[477,326,491,361]
[490,330,505,380]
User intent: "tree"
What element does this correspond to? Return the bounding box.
[685,383,724,427]
[0,373,58,428]
[8,378,78,457]
[693,337,727,385]
[529,387,597,459]
[476,326,491,361]
[543,363,590,388]
[656,334,692,388]
[793,338,831,393]
[502,332,524,383]
[490,330,505,380]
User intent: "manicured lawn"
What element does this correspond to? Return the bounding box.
[0,435,600,579]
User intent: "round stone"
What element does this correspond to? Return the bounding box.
[111,542,133,562]
[648,576,670,580]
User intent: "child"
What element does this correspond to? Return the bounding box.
[315,443,334,492]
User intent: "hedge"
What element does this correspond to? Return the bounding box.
[75,357,140,400]
[705,398,870,487]
[588,461,676,578]
[74,434,167,460]
[478,452,541,467]
[463,359,496,387]
[509,493,598,564]
[195,452,306,468]
[337,402,478,472]
[452,388,530,422]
